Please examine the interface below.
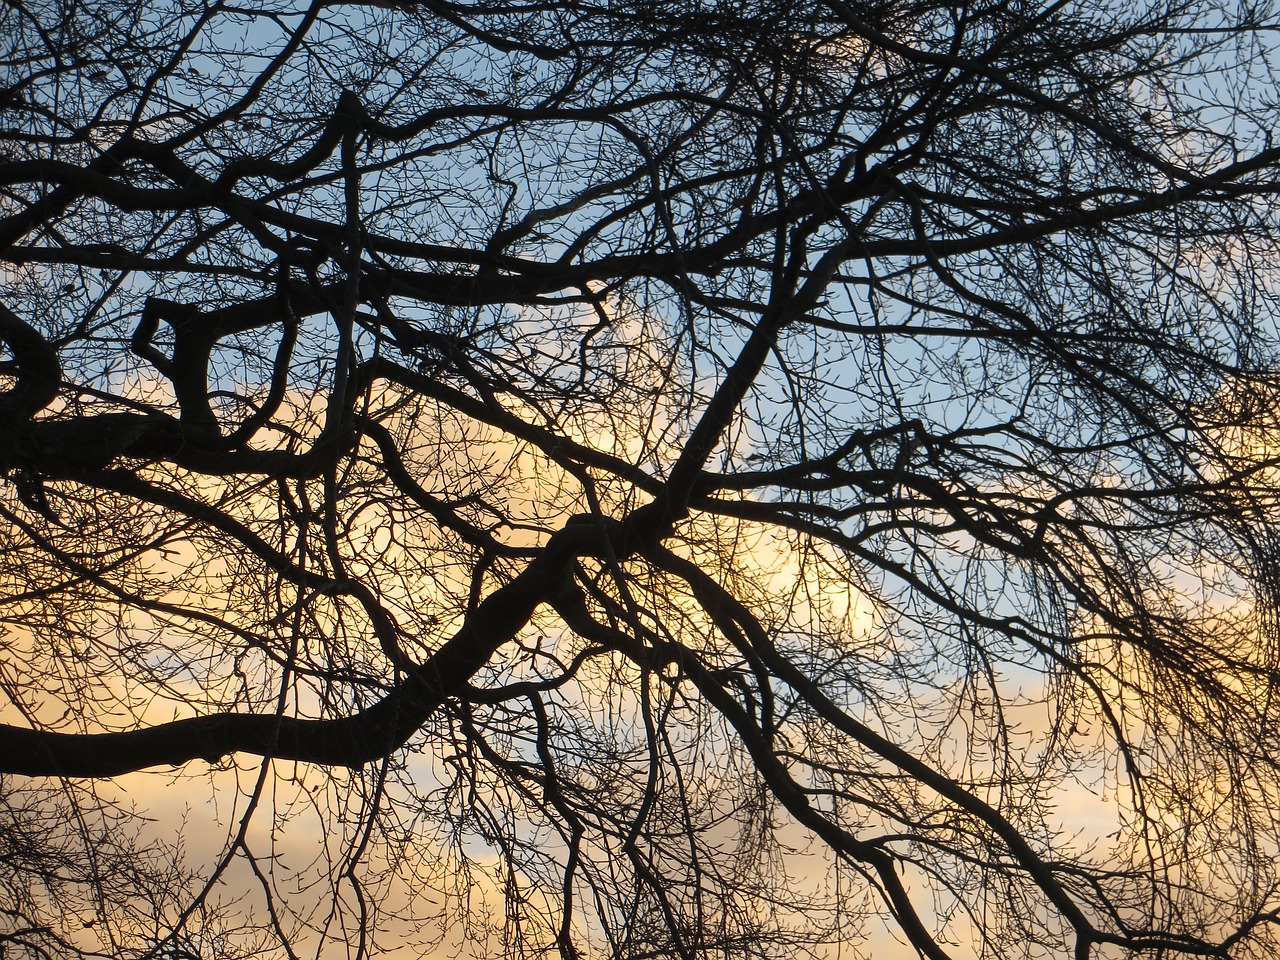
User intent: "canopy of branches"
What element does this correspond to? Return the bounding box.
[4,0,1280,957]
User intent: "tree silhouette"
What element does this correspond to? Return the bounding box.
[5,0,1280,957]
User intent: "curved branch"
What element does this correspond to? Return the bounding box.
[0,542,562,777]
[0,507,631,778]
[0,301,60,420]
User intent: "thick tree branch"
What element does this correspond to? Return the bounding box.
[0,525,591,777]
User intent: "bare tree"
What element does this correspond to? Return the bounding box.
[5,0,1280,957]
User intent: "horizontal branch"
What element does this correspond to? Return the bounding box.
[0,532,579,778]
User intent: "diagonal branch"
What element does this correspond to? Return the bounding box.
[0,521,602,778]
